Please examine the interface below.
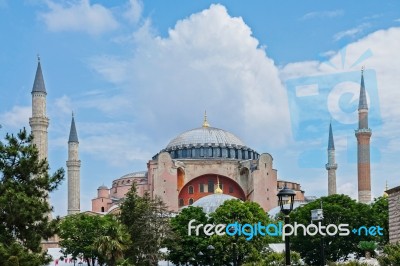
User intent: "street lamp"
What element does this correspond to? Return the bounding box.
[207,245,215,266]
[311,205,325,266]
[277,186,296,266]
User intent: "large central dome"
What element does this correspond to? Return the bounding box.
[153,114,259,160]
[166,126,245,149]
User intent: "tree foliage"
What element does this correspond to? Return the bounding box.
[165,206,209,265]
[165,199,275,266]
[59,213,130,266]
[290,194,388,265]
[0,128,64,265]
[377,242,400,265]
[119,183,171,266]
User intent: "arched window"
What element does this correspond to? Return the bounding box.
[179,198,184,207]
[189,198,194,205]
[101,206,105,212]
[188,185,194,194]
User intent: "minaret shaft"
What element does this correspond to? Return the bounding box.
[29,60,49,162]
[326,123,337,195]
[67,115,81,215]
[356,70,372,203]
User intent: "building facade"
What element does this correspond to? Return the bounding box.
[92,116,304,213]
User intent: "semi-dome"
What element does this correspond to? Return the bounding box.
[166,126,245,149]
[192,194,239,214]
[153,113,259,160]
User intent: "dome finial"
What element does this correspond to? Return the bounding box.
[383,180,389,197]
[202,110,210,128]
[215,176,223,194]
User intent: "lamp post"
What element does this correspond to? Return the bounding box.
[311,204,325,266]
[207,245,215,266]
[277,186,296,266]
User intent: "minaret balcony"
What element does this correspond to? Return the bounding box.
[325,163,337,170]
[355,128,372,136]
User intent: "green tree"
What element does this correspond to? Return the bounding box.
[94,216,130,266]
[245,251,302,266]
[165,206,209,265]
[290,194,384,265]
[377,242,400,266]
[0,128,64,265]
[369,196,389,245]
[119,183,171,265]
[59,213,107,265]
[209,199,275,266]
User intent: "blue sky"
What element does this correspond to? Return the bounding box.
[1,0,400,216]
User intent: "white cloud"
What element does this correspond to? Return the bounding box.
[301,10,344,20]
[333,23,370,41]
[79,122,153,167]
[39,0,118,35]
[0,106,30,129]
[123,0,143,24]
[90,4,290,149]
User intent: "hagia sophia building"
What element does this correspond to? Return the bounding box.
[26,57,373,217]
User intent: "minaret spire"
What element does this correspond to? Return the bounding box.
[355,67,372,203]
[326,121,337,195]
[67,113,81,215]
[358,66,368,110]
[68,113,79,143]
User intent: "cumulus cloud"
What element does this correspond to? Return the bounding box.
[0,106,30,129]
[39,0,118,35]
[89,4,290,150]
[123,0,143,24]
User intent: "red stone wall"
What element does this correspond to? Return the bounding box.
[178,174,245,207]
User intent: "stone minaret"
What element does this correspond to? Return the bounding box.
[67,113,81,215]
[355,68,372,203]
[29,57,49,162]
[326,122,337,195]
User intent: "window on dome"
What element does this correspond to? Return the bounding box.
[230,148,235,158]
[200,148,204,157]
[199,183,204,193]
[188,185,194,194]
[189,198,194,205]
[187,149,192,158]
[229,185,234,193]
[207,147,212,157]
[179,198,184,207]
[182,149,187,157]
[222,148,227,158]
[213,147,221,157]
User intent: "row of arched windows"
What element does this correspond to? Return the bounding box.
[187,183,234,194]
[166,147,259,160]
[179,198,194,207]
